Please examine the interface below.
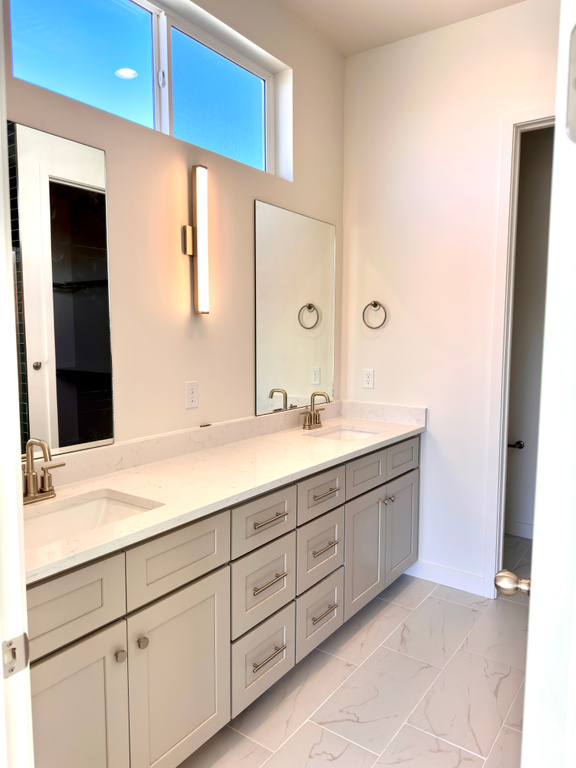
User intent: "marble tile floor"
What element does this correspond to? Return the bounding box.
[181,551,530,768]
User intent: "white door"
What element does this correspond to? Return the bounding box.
[0,1,35,765]
[521,1,576,764]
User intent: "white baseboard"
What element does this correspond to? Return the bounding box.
[406,560,488,597]
[505,520,534,539]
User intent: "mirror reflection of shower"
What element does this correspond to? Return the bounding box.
[9,123,113,454]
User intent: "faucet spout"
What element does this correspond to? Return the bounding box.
[23,438,65,504]
[25,438,52,473]
[269,388,288,411]
[303,391,330,430]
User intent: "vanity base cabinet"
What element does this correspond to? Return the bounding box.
[31,621,130,768]
[344,487,386,621]
[385,470,419,587]
[344,468,420,620]
[127,566,231,768]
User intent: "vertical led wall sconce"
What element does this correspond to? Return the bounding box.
[183,165,209,314]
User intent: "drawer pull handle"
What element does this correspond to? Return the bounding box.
[312,603,338,626]
[382,496,395,505]
[312,540,339,558]
[137,637,149,650]
[253,572,288,596]
[253,511,288,530]
[115,650,127,663]
[313,487,338,502]
[252,644,287,673]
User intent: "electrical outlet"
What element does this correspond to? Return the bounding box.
[363,369,374,389]
[311,366,321,385]
[185,380,199,408]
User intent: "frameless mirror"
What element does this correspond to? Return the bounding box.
[255,201,335,415]
[9,123,113,454]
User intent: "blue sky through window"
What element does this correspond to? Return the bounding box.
[171,28,265,170]
[10,0,154,128]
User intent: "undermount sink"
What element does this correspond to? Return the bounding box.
[25,489,164,550]
[306,425,389,441]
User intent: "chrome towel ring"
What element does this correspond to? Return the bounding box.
[362,301,387,329]
[298,303,320,329]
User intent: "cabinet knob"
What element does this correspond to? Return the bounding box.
[115,650,127,663]
[137,637,150,650]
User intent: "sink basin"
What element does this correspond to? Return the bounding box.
[306,425,388,442]
[25,489,164,550]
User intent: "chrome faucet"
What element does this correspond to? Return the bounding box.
[269,388,288,411]
[303,392,330,430]
[23,438,66,505]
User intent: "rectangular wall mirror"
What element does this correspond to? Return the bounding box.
[9,123,113,454]
[255,201,335,415]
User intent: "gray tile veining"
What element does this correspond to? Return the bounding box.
[408,650,524,757]
[262,721,378,768]
[462,599,529,668]
[432,585,492,612]
[177,726,272,768]
[378,575,438,610]
[383,596,482,667]
[230,649,356,751]
[502,535,531,571]
[484,726,523,768]
[319,598,412,666]
[504,681,525,731]
[179,570,531,768]
[375,725,484,767]
[312,646,440,754]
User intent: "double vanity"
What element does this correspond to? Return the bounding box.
[24,416,424,768]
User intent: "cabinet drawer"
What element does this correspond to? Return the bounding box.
[296,567,344,663]
[231,602,295,718]
[231,532,296,640]
[297,466,346,524]
[231,485,297,559]
[387,438,419,481]
[296,507,344,595]
[27,553,126,662]
[345,449,386,500]
[126,510,230,611]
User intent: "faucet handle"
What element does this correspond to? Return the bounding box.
[39,462,66,493]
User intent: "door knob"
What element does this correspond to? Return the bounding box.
[494,569,530,596]
[507,441,525,449]
[137,637,149,650]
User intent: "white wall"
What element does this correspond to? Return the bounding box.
[343,0,560,593]
[3,0,344,442]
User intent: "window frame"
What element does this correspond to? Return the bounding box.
[134,0,276,172]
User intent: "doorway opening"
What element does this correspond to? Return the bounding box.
[500,121,555,578]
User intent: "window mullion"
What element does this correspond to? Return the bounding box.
[154,11,171,134]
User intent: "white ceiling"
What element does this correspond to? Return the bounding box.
[276,0,526,57]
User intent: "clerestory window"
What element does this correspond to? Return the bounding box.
[9,0,283,173]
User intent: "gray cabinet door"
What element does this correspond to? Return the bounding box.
[344,486,386,620]
[31,621,130,768]
[127,566,231,768]
[385,470,419,587]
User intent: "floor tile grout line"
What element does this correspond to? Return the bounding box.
[406,722,488,760]
[226,724,272,752]
[303,718,381,757]
[389,593,520,759]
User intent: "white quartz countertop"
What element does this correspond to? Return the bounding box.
[24,417,425,584]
